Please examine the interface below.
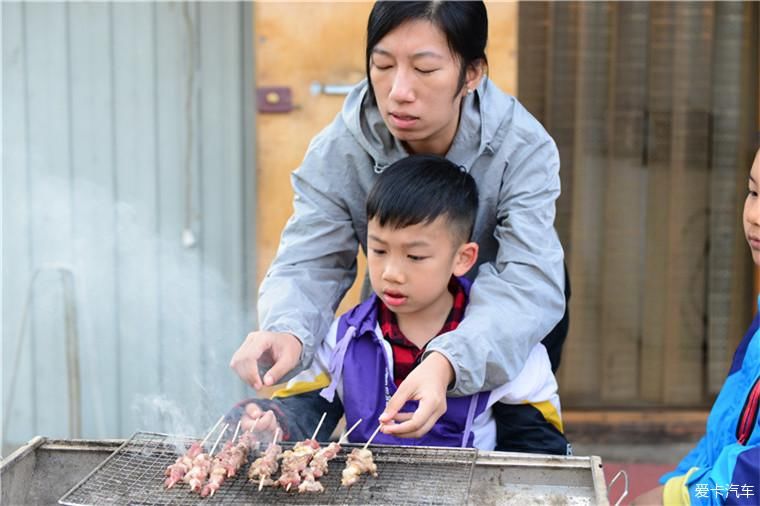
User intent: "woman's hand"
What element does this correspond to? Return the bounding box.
[230,331,302,389]
[378,352,454,438]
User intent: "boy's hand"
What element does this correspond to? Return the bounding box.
[230,331,302,390]
[630,486,664,506]
[240,403,281,435]
[378,352,454,438]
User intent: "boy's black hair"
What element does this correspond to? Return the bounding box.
[366,155,479,244]
[365,1,489,101]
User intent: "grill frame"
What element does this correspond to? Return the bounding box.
[58,431,479,506]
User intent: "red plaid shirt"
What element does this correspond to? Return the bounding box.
[378,276,467,387]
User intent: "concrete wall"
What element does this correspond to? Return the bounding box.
[2,2,257,451]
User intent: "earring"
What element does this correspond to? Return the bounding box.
[467,88,473,95]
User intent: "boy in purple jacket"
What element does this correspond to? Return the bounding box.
[226,155,568,453]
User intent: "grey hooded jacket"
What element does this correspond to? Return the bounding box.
[257,77,565,397]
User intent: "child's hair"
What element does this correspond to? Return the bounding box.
[366,155,479,244]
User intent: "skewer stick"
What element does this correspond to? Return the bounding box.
[363,424,383,450]
[210,423,229,456]
[286,483,292,492]
[258,426,281,492]
[231,420,241,442]
[200,415,225,446]
[311,412,327,440]
[339,418,363,444]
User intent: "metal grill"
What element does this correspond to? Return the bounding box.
[58,432,477,506]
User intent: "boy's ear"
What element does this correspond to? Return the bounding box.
[452,241,479,277]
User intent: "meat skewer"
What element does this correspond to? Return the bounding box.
[341,423,381,487]
[201,421,258,497]
[200,422,240,497]
[185,423,228,493]
[236,419,261,455]
[297,417,363,493]
[164,415,224,489]
[164,442,204,489]
[221,423,248,478]
[209,420,261,496]
[249,427,281,491]
[296,468,323,493]
[306,440,341,479]
[279,439,320,491]
[278,413,326,492]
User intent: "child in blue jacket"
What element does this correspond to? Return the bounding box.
[634,148,760,506]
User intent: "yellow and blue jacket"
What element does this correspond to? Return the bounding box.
[660,296,760,505]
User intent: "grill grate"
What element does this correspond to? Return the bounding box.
[59,432,477,505]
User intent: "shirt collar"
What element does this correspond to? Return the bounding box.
[378,276,468,348]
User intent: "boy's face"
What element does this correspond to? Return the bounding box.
[744,149,760,266]
[367,216,477,318]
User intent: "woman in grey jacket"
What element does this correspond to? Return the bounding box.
[231,1,568,443]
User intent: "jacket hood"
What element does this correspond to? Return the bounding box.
[340,77,514,173]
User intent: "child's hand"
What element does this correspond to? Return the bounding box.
[240,403,281,435]
[230,331,303,389]
[378,352,454,438]
[630,486,664,505]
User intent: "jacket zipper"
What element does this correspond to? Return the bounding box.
[736,376,760,445]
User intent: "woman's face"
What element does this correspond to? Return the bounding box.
[744,149,760,266]
[369,19,482,156]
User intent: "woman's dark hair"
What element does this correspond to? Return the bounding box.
[365,1,488,100]
[367,155,479,244]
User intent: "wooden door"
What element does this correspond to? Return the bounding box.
[254,2,517,314]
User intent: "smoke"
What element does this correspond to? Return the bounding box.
[131,394,198,445]
[3,171,253,447]
[129,394,236,455]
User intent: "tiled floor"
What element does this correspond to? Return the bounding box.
[565,410,708,505]
[570,442,694,505]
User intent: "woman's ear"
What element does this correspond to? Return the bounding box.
[464,59,486,95]
[452,241,479,277]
